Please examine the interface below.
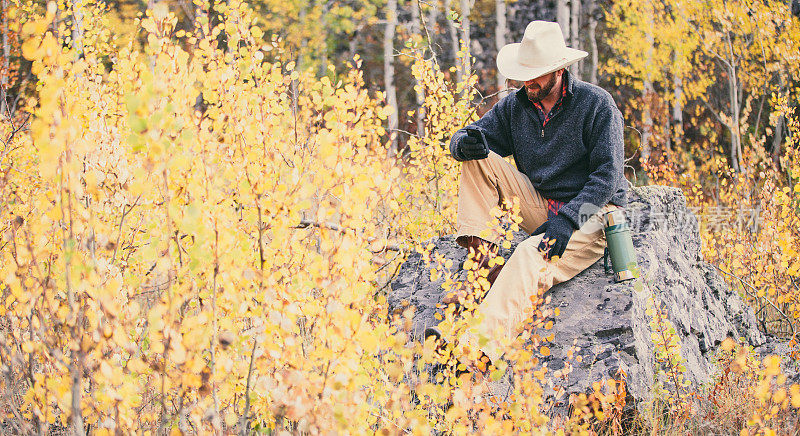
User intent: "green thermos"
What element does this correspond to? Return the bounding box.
[603,208,638,282]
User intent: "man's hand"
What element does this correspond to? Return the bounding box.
[456,128,489,161]
[531,214,577,261]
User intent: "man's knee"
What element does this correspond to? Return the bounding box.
[512,235,548,264]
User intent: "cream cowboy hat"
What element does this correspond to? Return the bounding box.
[497,21,588,82]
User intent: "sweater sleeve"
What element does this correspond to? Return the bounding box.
[449,97,515,161]
[558,96,625,229]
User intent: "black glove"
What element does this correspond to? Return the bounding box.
[455,128,489,161]
[531,214,577,261]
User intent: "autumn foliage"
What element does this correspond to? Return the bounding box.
[1,0,800,434]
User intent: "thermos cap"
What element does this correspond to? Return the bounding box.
[603,208,627,227]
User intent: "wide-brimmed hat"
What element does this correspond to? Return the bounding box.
[497,21,588,82]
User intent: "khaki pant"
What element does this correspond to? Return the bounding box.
[455,151,617,363]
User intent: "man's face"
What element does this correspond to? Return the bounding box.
[524,71,559,103]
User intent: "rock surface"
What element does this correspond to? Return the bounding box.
[389,185,796,412]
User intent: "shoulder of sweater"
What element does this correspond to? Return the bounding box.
[497,88,524,110]
[572,79,619,110]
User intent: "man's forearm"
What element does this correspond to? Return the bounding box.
[449,99,514,160]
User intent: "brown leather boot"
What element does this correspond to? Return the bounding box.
[460,235,505,285]
[442,236,505,305]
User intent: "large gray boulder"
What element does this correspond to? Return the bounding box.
[389,185,792,412]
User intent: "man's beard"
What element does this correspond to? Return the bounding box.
[526,73,557,103]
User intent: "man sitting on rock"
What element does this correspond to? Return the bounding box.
[428,21,629,375]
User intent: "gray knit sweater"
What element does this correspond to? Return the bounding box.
[449,71,628,229]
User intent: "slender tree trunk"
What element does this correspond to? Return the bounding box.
[443,0,461,84]
[411,0,421,45]
[641,83,653,165]
[384,0,399,154]
[728,69,741,172]
[771,72,785,163]
[587,4,598,84]
[411,0,425,136]
[1,0,9,118]
[348,24,361,63]
[641,3,653,167]
[557,0,570,41]
[641,2,654,166]
[70,357,85,436]
[671,56,684,151]
[427,0,439,63]
[292,0,304,147]
[318,1,329,77]
[291,75,299,146]
[459,0,472,85]
[570,0,580,78]
[495,0,507,95]
[299,4,307,68]
[71,0,85,60]
[772,114,785,160]
[725,33,742,172]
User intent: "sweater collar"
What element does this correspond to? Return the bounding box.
[563,69,575,96]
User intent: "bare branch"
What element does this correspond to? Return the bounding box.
[295,219,406,252]
[713,265,797,339]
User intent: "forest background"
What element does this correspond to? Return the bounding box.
[1,0,800,434]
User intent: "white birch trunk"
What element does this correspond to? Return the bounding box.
[495,0,507,94]
[411,0,425,136]
[771,72,785,161]
[411,1,421,44]
[570,0,580,78]
[319,0,329,77]
[729,69,741,172]
[726,33,742,172]
[459,0,472,84]
[772,113,784,160]
[68,3,87,429]
[427,0,439,63]
[348,25,359,62]
[641,4,654,165]
[642,82,653,165]
[588,6,598,84]
[671,62,684,150]
[298,4,307,67]
[444,0,461,85]
[71,0,85,60]
[1,0,9,117]
[384,0,399,154]
[557,0,570,41]
[293,0,305,148]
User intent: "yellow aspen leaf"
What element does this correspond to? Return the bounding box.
[790,384,800,408]
[721,337,735,351]
[21,341,34,353]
